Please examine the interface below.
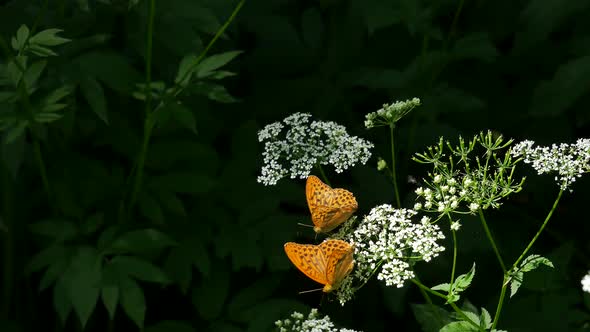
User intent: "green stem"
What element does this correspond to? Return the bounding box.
[127,0,156,215]
[478,209,506,272]
[491,275,508,329]
[411,279,485,332]
[317,164,331,187]
[491,189,563,329]
[512,188,563,269]
[449,219,458,285]
[389,124,401,207]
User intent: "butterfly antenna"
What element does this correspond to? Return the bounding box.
[298,288,323,294]
[297,222,314,228]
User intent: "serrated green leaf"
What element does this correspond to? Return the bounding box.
[195,51,242,78]
[29,28,70,47]
[15,25,30,51]
[23,60,46,90]
[431,283,451,292]
[191,82,239,103]
[440,321,478,332]
[80,77,108,124]
[29,218,78,241]
[520,254,554,272]
[454,263,476,292]
[480,307,492,328]
[106,229,177,254]
[411,303,452,332]
[120,276,146,329]
[110,255,170,284]
[146,320,195,332]
[148,172,216,194]
[461,311,480,326]
[510,271,524,298]
[138,191,164,224]
[68,247,101,329]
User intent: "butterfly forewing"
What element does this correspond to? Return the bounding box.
[284,242,328,286]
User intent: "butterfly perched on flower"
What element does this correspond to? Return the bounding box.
[306,175,358,233]
[284,239,355,293]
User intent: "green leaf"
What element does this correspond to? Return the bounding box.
[431,283,451,292]
[5,121,28,144]
[167,102,197,134]
[461,311,480,326]
[29,28,70,46]
[80,77,108,124]
[452,33,498,63]
[23,60,46,90]
[454,263,476,292]
[26,245,68,274]
[148,172,216,194]
[39,256,69,291]
[106,229,177,254]
[14,25,30,51]
[97,226,120,252]
[480,307,492,329]
[110,255,170,284]
[411,304,452,332]
[163,247,192,293]
[120,276,146,329]
[27,44,57,57]
[138,191,165,224]
[520,254,554,272]
[43,86,73,106]
[53,274,72,324]
[68,247,101,329]
[35,112,64,123]
[146,320,195,332]
[195,51,242,78]
[29,218,78,241]
[191,82,239,103]
[80,213,103,236]
[192,263,230,320]
[157,191,186,216]
[175,54,199,86]
[101,261,121,320]
[227,277,281,322]
[440,321,478,332]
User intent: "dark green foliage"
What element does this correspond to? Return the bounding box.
[0,0,590,331]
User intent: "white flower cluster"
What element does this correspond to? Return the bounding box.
[257,113,373,186]
[413,175,480,217]
[275,308,361,332]
[511,139,590,191]
[364,97,421,129]
[582,271,590,294]
[338,205,445,303]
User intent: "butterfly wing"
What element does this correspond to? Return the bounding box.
[319,239,355,292]
[284,242,328,286]
[306,176,358,233]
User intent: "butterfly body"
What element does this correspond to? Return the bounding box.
[306,175,358,233]
[284,239,355,293]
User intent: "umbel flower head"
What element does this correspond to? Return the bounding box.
[257,113,373,186]
[365,97,421,129]
[275,308,361,332]
[510,138,590,191]
[333,205,445,305]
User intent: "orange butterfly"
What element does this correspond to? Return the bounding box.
[284,239,355,293]
[306,175,358,233]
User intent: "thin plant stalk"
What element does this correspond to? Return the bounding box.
[478,209,506,272]
[390,124,401,207]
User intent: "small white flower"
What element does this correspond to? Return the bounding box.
[582,271,590,293]
[433,174,442,183]
[413,202,422,210]
[365,98,421,129]
[275,308,362,332]
[469,202,479,212]
[450,221,461,231]
[257,113,374,185]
